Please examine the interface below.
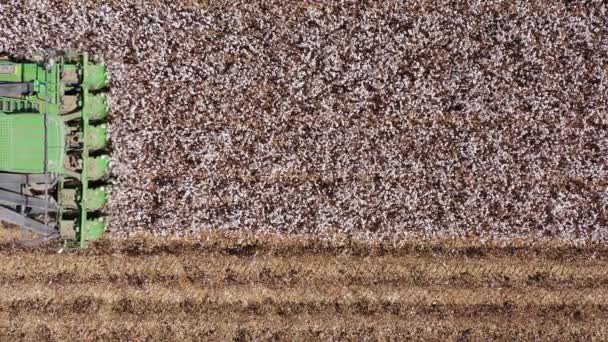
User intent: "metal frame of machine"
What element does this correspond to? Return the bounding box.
[0,51,110,247]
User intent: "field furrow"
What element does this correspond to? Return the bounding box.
[1,231,607,340]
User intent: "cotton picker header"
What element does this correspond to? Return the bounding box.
[0,51,110,246]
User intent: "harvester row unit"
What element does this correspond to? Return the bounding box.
[0,52,110,246]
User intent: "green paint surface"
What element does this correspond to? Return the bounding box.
[0,54,110,246]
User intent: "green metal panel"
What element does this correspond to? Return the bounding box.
[0,62,42,83]
[0,117,10,168]
[46,115,65,173]
[0,112,64,174]
[0,112,44,173]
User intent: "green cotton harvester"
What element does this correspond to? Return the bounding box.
[0,51,110,246]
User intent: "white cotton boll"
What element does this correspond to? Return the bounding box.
[1,1,605,242]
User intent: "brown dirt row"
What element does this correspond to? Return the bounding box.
[3,283,608,311]
[3,313,607,342]
[4,232,607,261]
[1,253,607,289]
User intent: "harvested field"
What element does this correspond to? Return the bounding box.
[1,229,608,341]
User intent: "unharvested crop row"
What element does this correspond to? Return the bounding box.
[4,0,606,239]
